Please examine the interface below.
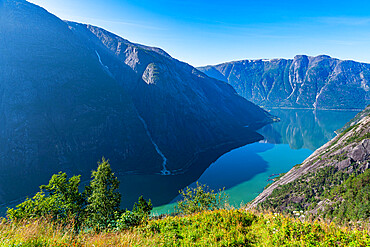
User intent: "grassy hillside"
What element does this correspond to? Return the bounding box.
[1,209,370,246]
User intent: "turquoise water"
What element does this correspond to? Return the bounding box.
[221,144,311,205]
[0,109,358,216]
[153,109,358,214]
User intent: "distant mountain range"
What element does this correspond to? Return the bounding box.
[0,0,272,204]
[250,106,370,222]
[198,55,370,110]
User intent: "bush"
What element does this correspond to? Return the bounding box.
[133,196,153,217]
[7,172,84,225]
[175,182,228,215]
[115,211,142,230]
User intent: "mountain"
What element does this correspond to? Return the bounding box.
[337,105,370,133]
[250,106,370,222]
[0,0,162,203]
[0,0,272,204]
[66,22,272,173]
[258,109,358,151]
[199,55,370,110]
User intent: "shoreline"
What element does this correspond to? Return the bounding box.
[263,107,362,112]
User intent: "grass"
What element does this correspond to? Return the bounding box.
[1,209,370,246]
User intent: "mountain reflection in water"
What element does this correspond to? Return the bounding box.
[1,109,358,215]
[153,109,358,213]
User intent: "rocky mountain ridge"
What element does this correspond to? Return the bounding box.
[250,106,370,222]
[69,22,273,173]
[199,55,370,110]
[0,0,272,204]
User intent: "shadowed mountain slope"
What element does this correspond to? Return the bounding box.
[0,0,272,204]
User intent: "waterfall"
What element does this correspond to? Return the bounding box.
[137,115,171,175]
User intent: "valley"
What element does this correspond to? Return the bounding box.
[1,0,370,245]
[0,0,271,207]
[153,108,358,214]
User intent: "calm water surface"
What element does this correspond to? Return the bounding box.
[1,109,358,215]
[152,109,358,214]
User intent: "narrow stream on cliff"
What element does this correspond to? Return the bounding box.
[152,109,358,214]
[137,115,171,175]
[3,109,356,215]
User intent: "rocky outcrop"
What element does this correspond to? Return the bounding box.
[67,22,273,173]
[0,0,272,204]
[199,55,370,110]
[337,105,370,133]
[249,107,370,213]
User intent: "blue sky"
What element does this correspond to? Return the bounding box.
[28,0,370,66]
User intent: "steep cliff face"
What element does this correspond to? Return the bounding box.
[250,106,370,222]
[199,55,370,110]
[0,0,163,203]
[337,106,370,133]
[67,22,272,173]
[0,0,272,204]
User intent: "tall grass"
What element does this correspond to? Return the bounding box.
[1,209,369,246]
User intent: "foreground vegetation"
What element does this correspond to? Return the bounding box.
[3,157,370,246]
[1,209,370,246]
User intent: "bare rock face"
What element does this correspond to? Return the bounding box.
[0,0,272,204]
[350,140,370,161]
[249,108,370,214]
[67,22,273,174]
[337,158,352,170]
[0,0,163,203]
[199,55,370,110]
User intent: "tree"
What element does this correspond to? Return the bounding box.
[7,172,84,224]
[85,157,121,229]
[115,196,153,230]
[40,172,85,220]
[175,182,228,215]
[133,196,153,217]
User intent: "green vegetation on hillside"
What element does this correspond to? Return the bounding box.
[3,155,370,246]
[260,155,370,224]
[1,210,370,246]
[258,110,370,225]
[6,158,152,232]
[260,166,350,214]
[337,105,370,133]
[324,169,370,222]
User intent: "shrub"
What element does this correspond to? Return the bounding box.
[133,196,153,217]
[115,211,142,230]
[7,172,84,225]
[175,182,228,215]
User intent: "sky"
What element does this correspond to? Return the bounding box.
[27,0,370,67]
